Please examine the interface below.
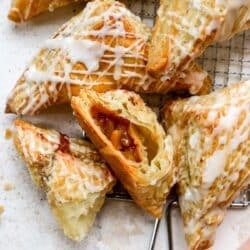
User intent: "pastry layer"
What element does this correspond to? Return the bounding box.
[71,89,175,217]
[162,81,250,250]
[13,119,115,241]
[148,0,250,81]
[6,0,211,115]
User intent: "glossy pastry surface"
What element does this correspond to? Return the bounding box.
[162,81,250,250]
[71,89,175,218]
[13,119,115,241]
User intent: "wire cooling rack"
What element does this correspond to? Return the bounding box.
[106,1,250,250]
[125,0,250,87]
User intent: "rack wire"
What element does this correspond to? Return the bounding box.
[107,1,250,249]
[107,187,250,250]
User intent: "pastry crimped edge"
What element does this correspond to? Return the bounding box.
[71,89,175,217]
[13,119,116,241]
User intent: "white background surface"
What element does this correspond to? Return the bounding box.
[0,0,249,249]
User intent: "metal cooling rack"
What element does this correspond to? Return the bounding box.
[126,0,250,87]
[107,187,250,250]
[105,1,250,249]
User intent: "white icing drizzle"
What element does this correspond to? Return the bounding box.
[189,131,200,149]
[175,82,250,248]
[158,0,220,78]
[16,125,60,164]
[183,81,250,187]
[7,0,211,115]
[182,187,201,202]
[45,38,107,72]
[15,122,114,201]
[47,153,113,204]
[158,0,250,79]
[203,103,249,185]
[8,0,155,114]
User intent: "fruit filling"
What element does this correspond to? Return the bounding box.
[91,105,142,162]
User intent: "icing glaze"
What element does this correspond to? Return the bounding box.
[166,81,250,250]
[14,122,114,196]
[7,0,211,115]
[157,0,250,80]
[8,0,152,114]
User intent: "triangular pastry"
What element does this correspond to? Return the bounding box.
[5,0,211,116]
[13,119,115,241]
[8,0,83,22]
[71,89,175,218]
[162,81,250,250]
[148,0,250,81]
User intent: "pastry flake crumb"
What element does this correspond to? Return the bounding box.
[0,205,4,215]
[4,128,13,140]
[4,183,14,191]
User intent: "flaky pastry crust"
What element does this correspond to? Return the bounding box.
[148,0,250,82]
[71,89,175,217]
[8,0,83,22]
[5,0,211,115]
[13,119,115,241]
[162,81,250,250]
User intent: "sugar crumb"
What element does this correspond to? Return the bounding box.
[0,205,4,215]
[4,183,14,191]
[4,129,13,140]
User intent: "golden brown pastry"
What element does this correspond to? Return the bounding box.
[162,81,250,250]
[148,0,250,81]
[8,0,83,22]
[172,61,211,95]
[13,119,115,241]
[5,0,211,116]
[71,89,175,217]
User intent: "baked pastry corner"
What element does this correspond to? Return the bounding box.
[8,0,83,22]
[13,119,115,240]
[148,0,250,82]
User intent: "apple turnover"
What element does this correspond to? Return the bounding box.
[162,81,250,250]
[71,89,175,218]
[8,0,83,22]
[148,0,250,81]
[5,0,211,115]
[13,119,115,241]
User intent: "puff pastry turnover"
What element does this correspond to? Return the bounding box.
[5,0,211,116]
[13,119,115,241]
[71,89,175,217]
[8,0,83,22]
[148,0,250,81]
[162,81,250,250]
